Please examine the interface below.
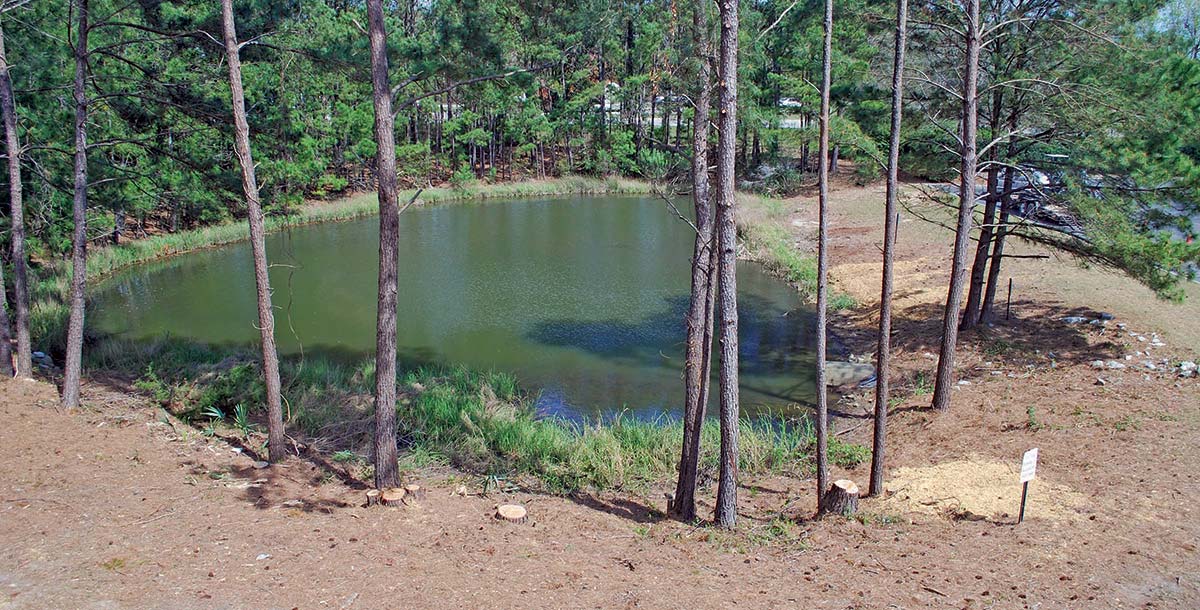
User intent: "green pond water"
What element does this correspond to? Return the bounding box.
[90,195,818,419]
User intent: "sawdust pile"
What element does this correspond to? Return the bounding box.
[880,457,1090,523]
[830,258,948,310]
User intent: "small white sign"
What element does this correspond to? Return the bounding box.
[1020,448,1038,483]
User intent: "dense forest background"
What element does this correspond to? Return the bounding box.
[0,0,1198,292]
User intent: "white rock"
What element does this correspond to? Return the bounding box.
[1090,360,1106,369]
[1142,361,1157,370]
[1181,361,1197,372]
[1106,361,1126,370]
[256,553,271,561]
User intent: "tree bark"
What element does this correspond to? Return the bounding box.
[0,23,30,378]
[221,0,286,463]
[367,0,402,490]
[813,0,834,512]
[672,0,715,523]
[713,0,740,530]
[62,0,90,409]
[820,479,859,516]
[869,0,908,499]
[931,0,981,412]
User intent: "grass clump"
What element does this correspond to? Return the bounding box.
[114,339,867,494]
[395,365,866,492]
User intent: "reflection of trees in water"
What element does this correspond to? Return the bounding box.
[526,293,814,377]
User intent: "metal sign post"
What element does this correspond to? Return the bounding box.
[1018,448,1038,524]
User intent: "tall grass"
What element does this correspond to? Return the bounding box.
[117,338,867,492]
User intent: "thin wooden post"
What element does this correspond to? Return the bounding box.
[1017,480,1029,523]
[1006,278,1013,320]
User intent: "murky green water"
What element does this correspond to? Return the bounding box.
[90,196,817,419]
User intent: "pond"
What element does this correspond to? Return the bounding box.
[90,195,818,420]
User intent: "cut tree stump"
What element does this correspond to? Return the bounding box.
[403,484,426,503]
[365,489,381,507]
[380,487,406,506]
[820,479,860,517]
[496,504,527,523]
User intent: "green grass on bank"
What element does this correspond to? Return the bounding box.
[739,193,858,311]
[111,339,866,492]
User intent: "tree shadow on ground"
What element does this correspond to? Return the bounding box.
[836,299,1124,367]
[566,493,668,524]
[230,462,356,514]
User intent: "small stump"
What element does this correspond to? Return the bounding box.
[820,479,860,517]
[365,489,381,507]
[381,487,407,506]
[496,504,528,524]
[403,484,426,503]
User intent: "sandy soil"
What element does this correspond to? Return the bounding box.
[2,178,1198,609]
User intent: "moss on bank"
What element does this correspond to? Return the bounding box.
[29,177,864,493]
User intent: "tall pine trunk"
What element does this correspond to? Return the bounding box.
[931,0,981,412]
[814,0,834,513]
[672,0,715,523]
[713,0,740,530]
[869,0,908,498]
[62,0,89,408]
[221,0,286,462]
[367,0,401,490]
[0,23,30,378]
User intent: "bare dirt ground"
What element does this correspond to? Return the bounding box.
[2,178,1199,609]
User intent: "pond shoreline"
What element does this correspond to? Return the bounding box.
[29,176,859,493]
